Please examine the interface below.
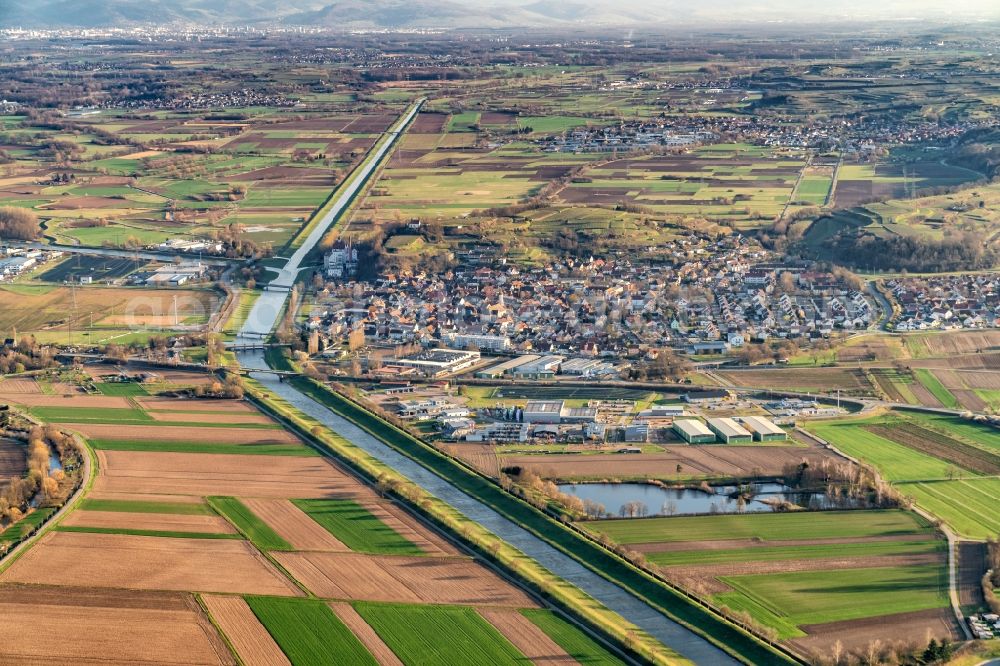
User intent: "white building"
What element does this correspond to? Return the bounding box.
[325,240,359,278]
[444,332,512,352]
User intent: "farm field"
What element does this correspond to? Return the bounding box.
[0,284,221,344]
[716,367,875,395]
[583,509,953,656]
[0,439,26,490]
[0,378,624,665]
[0,585,236,665]
[0,108,403,254]
[807,412,1000,538]
[502,443,842,481]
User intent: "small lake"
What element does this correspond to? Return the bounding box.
[557,482,861,517]
[48,453,63,474]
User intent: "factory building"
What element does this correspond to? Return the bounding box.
[738,416,787,442]
[707,417,754,444]
[672,419,716,444]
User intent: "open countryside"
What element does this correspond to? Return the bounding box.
[3,3,1000,666]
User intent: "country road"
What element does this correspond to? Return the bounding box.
[233,101,742,665]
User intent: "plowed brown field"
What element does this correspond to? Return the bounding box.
[95,450,369,499]
[147,411,274,425]
[0,585,236,665]
[0,378,39,394]
[1,532,302,596]
[138,397,256,412]
[1,394,131,409]
[0,438,25,482]
[504,445,837,480]
[791,608,958,659]
[64,423,300,444]
[241,498,348,551]
[61,510,237,534]
[202,594,290,666]
[478,608,576,666]
[362,500,460,556]
[274,551,536,607]
[329,602,403,666]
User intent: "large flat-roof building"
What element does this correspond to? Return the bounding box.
[522,400,598,425]
[510,356,564,380]
[523,400,564,424]
[739,416,787,442]
[474,355,540,379]
[394,348,480,377]
[707,417,753,444]
[672,419,716,444]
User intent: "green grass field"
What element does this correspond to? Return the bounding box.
[94,382,149,396]
[29,406,153,424]
[56,526,242,540]
[355,603,527,665]
[897,478,1000,539]
[807,414,1000,538]
[78,498,214,515]
[645,539,942,567]
[715,565,948,639]
[292,499,424,556]
[245,597,377,666]
[88,439,318,457]
[0,507,55,544]
[585,510,931,545]
[806,420,961,482]
[208,497,292,551]
[521,609,626,665]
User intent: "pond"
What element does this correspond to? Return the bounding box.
[557,481,862,517]
[48,453,63,474]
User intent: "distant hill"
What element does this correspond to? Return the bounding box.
[1,0,997,29]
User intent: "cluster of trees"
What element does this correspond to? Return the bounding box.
[0,207,41,241]
[985,537,1000,614]
[213,223,273,260]
[949,129,1000,179]
[630,349,692,383]
[192,373,244,400]
[0,336,57,374]
[823,229,995,272]
[0,426,78,528]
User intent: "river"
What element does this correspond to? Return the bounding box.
[233,101,739,665]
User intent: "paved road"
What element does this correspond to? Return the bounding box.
[233,101,740,665]
[866,280,892,330]
[239,100,424,338]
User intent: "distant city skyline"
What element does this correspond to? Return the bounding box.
[2,0,1000,30]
